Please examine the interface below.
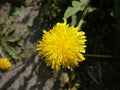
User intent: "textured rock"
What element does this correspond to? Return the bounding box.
[0,2,62,90]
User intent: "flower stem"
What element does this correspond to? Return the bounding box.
[77,3,89,30]
[85,54,112,58]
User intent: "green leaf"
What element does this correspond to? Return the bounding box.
[5,9,19,35]
[64,1,81,18]
[22,26,31,34]
[71,14,77,26]
[6,36,20,43]
[64,0,90,19]
[1,38,20,61]
[79,0,90,10]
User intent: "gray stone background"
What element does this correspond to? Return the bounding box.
[0,2,62,90]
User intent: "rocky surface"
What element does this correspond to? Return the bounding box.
[0,2,62,90]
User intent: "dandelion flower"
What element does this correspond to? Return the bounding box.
[36,19,87,70]
[0,58,12,70]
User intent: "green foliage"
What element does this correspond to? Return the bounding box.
[6,36,20,43]
[1,38,20,61]
[38,0,72,28]
[64,1,81,18]
[64,0,90,18]
[0,9,19,36]
[63,0,94,27]
[0,9,21,62]
[62,0,120,89]
[71,14,77,26]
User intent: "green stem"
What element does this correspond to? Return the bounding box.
[85,54,112,58]
[77,3,89,30]
[67,68,75,90]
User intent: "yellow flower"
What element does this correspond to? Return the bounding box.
[36,19,87,70]
[0,58,12,70]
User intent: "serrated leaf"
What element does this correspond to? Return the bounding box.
[64,1,81,18]
[1,38,20,61]
[6,36,20,43]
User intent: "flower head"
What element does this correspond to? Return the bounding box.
[0,58,12,70]
[36,19,86,70]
